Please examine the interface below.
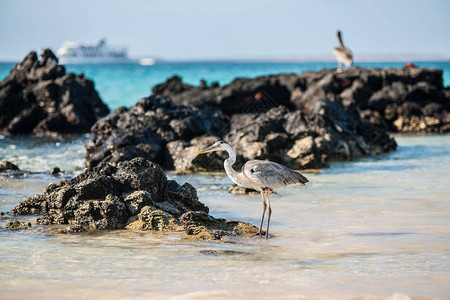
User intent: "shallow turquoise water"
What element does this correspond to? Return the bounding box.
[1,60,450,298]
[1,61,449,109]
[0,135,449,299]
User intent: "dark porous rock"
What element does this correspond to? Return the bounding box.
[6,220,32,230]
[125,206,182,231]
[85,67,448,173]
[0,49,109,136]
[14,157,208,231]
[11,194,46,215]
[152,74,297,115]
[50,167,61,175]
[151,75,194,97]
[154,68,449,133]
[228,184,260,195]
[223,103,396,169]
[85,96,228,169]
[0,160,38,178]
[66,224,86,233]
[166,136,232,172]
[180,211,258,241]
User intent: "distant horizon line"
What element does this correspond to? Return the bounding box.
[0,53,449,64]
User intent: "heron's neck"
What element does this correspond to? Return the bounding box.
[223,144,240,185]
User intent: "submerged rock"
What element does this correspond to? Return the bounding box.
[180,211,258,241]
[228,184,260,195]
[5,220,32,230]
[0,160,19,171]
[0,49,109,136]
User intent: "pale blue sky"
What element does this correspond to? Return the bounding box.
[1,0,449,61]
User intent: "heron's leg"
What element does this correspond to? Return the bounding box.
[265,189,272,239]
[259,191,267,237]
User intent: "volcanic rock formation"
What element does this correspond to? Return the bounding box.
[0,49,109,136]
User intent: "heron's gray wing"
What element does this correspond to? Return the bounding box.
[242,160,309,190]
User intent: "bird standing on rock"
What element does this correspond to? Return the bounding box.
[333,30,353,70]
[197,141,309,238]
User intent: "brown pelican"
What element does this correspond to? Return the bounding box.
[333,30,353,69]
[197,141,309,238]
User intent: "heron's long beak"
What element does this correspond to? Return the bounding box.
[197,145,217,155]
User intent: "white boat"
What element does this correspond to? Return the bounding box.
[56,39,129,64]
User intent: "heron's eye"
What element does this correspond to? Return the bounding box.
[217,143,221,147]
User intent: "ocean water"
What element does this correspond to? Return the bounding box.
[0,135,449,299]
[1,61,450,299]
[1,61,449,110]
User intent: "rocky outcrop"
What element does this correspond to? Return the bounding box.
[159,95,395,171]
[222,103,396,170]
[86,74,398,171]
[180,211,258,240]
[11,157,261,238]
[154,67,449,133]
[5,220,32,230]
[152,75,295,115]
[85,95,228,169]
[300,67,450,133]
[85,66,449,173]
[12,157,208,231]
[0,49,109,136]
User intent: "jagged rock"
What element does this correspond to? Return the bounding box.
[223,103,395,169]
[85,96,228,169]
[166,136,232,172]
[125,206,182,231]
[13,157,208,231]
[180,211,258,240]
[0,49,109,136]
[85,67,448,173]
[11,194,46,215]
[152,75,296,115]
[154,68,449,133]
[10,157,260,238]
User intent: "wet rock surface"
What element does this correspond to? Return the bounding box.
[5,220,32,230]
[85,96,228,169]
[12,157,208,231]
[0,160,19,171]
[0,49,109,136]
[228,184,260,195]
[180,211,258,241]
[85,66,449,173]
[0,160,30,177]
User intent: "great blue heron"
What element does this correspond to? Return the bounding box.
[197,141,309,238]
[333,30,353,69]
